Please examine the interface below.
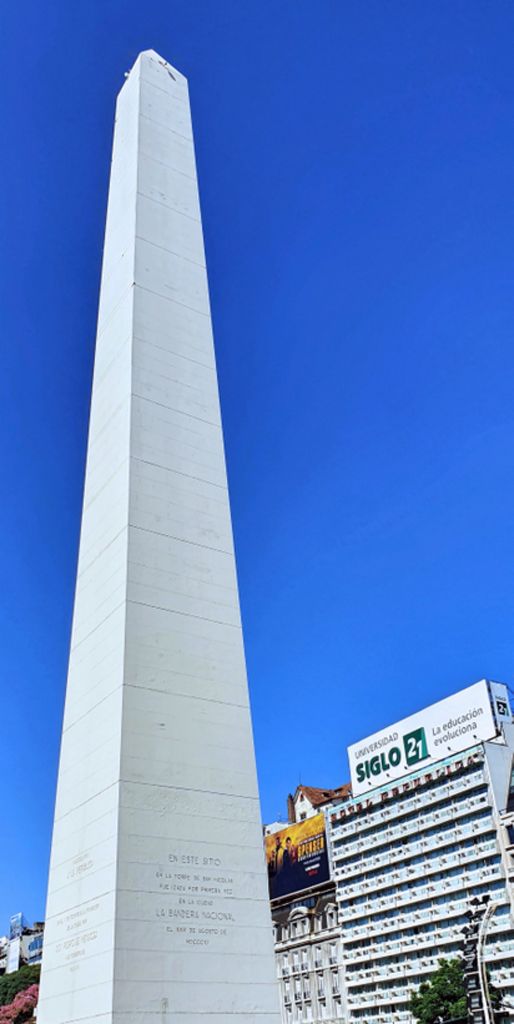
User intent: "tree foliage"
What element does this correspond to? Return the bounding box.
[0,985,38,1024]
[487,972,504,1016]
[409,958,467,1024]
[0,967,40,1010]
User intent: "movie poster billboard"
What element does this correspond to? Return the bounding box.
[265,813,330,900]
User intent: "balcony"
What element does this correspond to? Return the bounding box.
[340,894,488,943]
[337,864,504,926]
[337,823,493,880]
[340,852,480,899]
[347,987,410,1009]
[332,770,485,837]
[333,772,484,835]
[333,798,492,864]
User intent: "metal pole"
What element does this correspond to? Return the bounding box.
[477,901,497,1024]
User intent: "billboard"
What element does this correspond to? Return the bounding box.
[348,680,502,798]
[6,938,20,975]
[9,913,24,940]
[265,812,330,900]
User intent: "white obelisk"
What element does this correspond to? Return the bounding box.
[38,51,281,1024]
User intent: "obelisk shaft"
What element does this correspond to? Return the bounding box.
[38,50,280,1024]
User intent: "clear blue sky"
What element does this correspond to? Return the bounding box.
[2,0,514,927]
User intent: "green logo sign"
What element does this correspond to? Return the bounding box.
[355,726,429,784]
[403,726,428,766]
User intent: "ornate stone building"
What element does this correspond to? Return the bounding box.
[267,785,351,1024]
[272,889,345,1024]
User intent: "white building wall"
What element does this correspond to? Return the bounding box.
[330,742,514,1024]
[294,795,319,822]
[38,49,280,1024]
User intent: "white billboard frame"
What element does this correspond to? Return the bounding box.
[348,679,502,798]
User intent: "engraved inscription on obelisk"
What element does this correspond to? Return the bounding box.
[38,50,281,1024]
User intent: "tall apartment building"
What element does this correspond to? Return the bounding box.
[1,914,45,974]
[329,680,514,1024]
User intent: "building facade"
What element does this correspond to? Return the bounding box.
[273,890,344,1024]
[289,787,351,826]
[0,915,44,975]
[267,786,351,1024]
[330,680,514,1024]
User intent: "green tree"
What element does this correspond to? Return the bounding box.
[487,971,504,1019]
[410,958,504,1024]
[0,966,40,1009]
[409,958,467,1024]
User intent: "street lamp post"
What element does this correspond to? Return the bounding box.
[477,901,498,1024]
[462,896,506,1024]
[462,896,493,1024]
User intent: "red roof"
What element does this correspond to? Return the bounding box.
[295,783,351,807]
